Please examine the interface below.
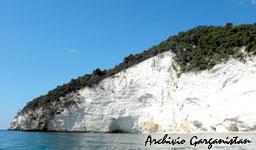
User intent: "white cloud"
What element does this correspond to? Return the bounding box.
[250,0,256,5]
[68,49,80,53]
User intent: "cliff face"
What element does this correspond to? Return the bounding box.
[10,51,256,133]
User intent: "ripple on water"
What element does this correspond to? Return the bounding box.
[0,131,256,150]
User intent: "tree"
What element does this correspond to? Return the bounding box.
[225,22,233,29]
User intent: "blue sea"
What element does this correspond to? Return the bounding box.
[0,130,256,150]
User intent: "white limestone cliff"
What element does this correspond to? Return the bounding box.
[10,51,256,133]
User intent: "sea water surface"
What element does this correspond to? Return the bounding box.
[0,130,256,150]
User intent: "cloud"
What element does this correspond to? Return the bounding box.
[68,49,80,53]
[239,0,256,5]
[250,0,256,5]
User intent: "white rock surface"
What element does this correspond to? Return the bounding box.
[11,51,256,133]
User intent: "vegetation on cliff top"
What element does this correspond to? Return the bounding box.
[22,23,256,113]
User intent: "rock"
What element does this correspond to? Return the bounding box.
[10,51,256,133]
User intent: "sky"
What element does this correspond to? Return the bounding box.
[0,0,256,129]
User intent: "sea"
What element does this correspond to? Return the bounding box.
[0,130,256,150]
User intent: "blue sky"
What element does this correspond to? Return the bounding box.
[0,0,256,129]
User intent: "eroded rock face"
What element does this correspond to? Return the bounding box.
[10,51,256,133]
